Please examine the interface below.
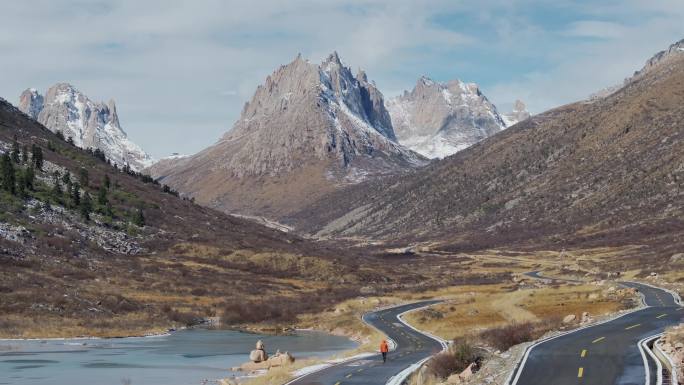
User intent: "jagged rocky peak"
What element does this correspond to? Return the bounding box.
[386,75,506,159]
[218,51,418,177]
[18,88,44,120]
[17,83,154,171]
[502,99,531,127]
[148,51,424,217]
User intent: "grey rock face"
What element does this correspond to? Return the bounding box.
[386,76,506,159]
[18,83,154,171]
[169,52,423,179]
[148,52,426,217]
[18,88,44,120]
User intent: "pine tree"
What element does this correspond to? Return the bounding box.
[80,192,93,220]
[97,185,108,206]
[132,207,145,227]
[103,174,111,189]
[50,176,63,204]
[71,182,81,207]
[10,136,20,163]
[55,130,65,141]
[1,153,16,194]
[104,202,114,218]
[79,168,89,187]
[23,167,35,191]
[62,172,71,185]
[31,145,44,170]
[16,172,26,197]
[21,145,28,164]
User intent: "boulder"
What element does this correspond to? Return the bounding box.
[249,349,267,363]
[563,314,576,324]
[581,312,593,324]
[239,347,294,371]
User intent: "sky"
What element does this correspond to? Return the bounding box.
[1,0,683,159]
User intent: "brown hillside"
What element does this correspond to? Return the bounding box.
[288,47,684,258]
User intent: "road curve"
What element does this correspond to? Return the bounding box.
[287,301,445,385]
[511,274,683,385]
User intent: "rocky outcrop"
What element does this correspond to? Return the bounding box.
[233,340,295,372]
[386,76,506,158]
[634,38,684,78]
[18,89,43,120]
[18,83,154,171]
[149,53,425,217]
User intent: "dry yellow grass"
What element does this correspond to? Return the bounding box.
[403,283,626,341]
[0,313,170,339]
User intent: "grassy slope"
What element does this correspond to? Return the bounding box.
[288,53,684,260]
[0,98,384,338]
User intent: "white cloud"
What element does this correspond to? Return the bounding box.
[0,0,683,157]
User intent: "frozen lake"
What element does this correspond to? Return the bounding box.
[0,329,357,385]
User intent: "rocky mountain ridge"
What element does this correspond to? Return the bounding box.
[150,52,426,217]
[386,76,524,159]
[18,83,154,171]
[287,39,684,260]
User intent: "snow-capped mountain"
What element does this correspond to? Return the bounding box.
[501,99,531,127]
[386,77,507,159]
[18,83,154,171]
[149,52,425,217]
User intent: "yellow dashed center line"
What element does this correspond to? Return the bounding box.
[334,382,341,385]
[625,324,641,330]
[578,367,584,378]
[581,349,587,358]
[656,314,667,319]
[345,373,352,378]
[357,368,364,373]
[592,337,605,344]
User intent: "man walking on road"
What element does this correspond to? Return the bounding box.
[380,339,389,363]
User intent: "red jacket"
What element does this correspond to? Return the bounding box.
[380,340,389,353]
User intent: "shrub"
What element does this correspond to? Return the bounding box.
[479,318,562,351]
[480,322,535,352]
[426,339,480,379]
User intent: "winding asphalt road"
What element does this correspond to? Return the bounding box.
[512,274,683,385]
[287,301,445,385]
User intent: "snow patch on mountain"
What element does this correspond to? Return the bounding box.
[18,83,154,171]
[386,77,507,159]
[501,100,531,127]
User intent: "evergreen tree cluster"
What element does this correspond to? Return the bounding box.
[1,136,39,197]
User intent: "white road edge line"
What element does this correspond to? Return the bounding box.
[630,281,683,306]
[386,302,449,385]
[641,334,664,385]
[506,304,650,385]
[506,279,653,385]
[282,301,442,385]
[638,336,653,385]
[653,336,679,385]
